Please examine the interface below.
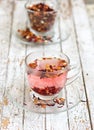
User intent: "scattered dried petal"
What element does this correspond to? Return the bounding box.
[41,104,46,108]
[29,62,37,69]
[1,117,10,129]
[54,98,65,105]
[3,97,8,106]
[32,94,65,108]
[18,28,52,43]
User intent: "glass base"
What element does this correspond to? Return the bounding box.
[30,90,60,101]
[14,19,70,45]
[6,77,84,114]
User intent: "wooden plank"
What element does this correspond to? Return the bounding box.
[87,5,94,39]
[0,0,13,92]
[0,1,26,130]
[69,0,94,129]
[0,0,14,129]
[61,19,91,130]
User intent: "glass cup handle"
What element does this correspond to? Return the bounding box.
[66,64,80,85]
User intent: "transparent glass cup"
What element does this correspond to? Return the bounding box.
[25,50,80,100]
[25,0,58,37]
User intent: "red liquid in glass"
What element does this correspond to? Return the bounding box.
[27,58,68,96]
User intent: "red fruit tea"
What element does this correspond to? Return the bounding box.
[27,57,68,96]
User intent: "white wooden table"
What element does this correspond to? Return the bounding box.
[0,0,94,129]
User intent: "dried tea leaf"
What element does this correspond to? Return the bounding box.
[41,104,46,108]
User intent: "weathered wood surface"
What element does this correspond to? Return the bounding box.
[0,0,94,130]
[71,0,94,129]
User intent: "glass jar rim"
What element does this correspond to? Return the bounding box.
[25,2,57,13]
